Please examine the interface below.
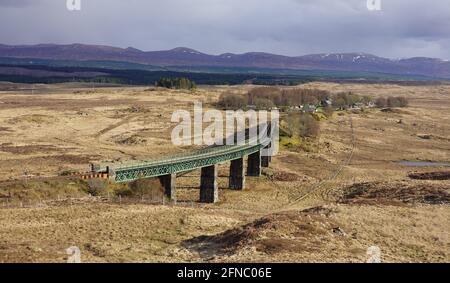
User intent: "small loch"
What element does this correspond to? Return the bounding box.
[398,161,450,167]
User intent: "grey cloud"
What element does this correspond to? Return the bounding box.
[0,0,449,59]
[0,0,38,7]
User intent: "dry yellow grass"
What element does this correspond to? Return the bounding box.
[0,82,449,263]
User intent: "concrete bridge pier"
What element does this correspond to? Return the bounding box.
[159,173,177,202]
[200,165,219,203]
[261,155,270,168]
[261,143,272,168]
[247,150,261,177]
[261,121,273,168]
[229,158,245,190]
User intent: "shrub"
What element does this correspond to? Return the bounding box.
[217,92,247,110]
[387,96,409,108]
[361,95,373,105]
[248,87,282,105]
[323,106,335,118]
[285,113,320,138]
[375,97,387,108]
[332,92,361,109]
[376,96,409,108]
[333,97,348,109]
[126,178,165,201]
[254,98,275,110]
[86,179,108,196]
[397,96,409,107]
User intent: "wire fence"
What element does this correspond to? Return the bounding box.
[0,195,199,210]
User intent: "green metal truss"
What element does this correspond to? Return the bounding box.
[110,142,265,183]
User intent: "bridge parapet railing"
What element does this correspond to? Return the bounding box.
[91,135,272,174]
[112,142,261,171]
[112,143,264,183]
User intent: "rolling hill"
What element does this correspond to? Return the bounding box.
[0,44,450,79]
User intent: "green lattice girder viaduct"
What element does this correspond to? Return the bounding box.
[92,131,274,204]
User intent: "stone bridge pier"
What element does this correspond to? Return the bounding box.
[159,173,176,202]
[157,142,272,204]
[200,165,219,203]
[229,158,245,190]
[247,151,261,177]
[261,143,272,168]
[261,122,273,168]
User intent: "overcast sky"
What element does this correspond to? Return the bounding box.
[1,0,450,59]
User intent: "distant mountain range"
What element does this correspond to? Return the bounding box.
[1,43,450,79]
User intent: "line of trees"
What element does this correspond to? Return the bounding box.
[215,87,411,145]
[217,86,375,110]
[216,88,324,139]
[375,96,408,108]
[332,92,372,109]
[216,92,247,110]
[217,87,331,110]
[247,87,330,107]
[156,77,197,90]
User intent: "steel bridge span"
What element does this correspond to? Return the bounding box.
[91,136,273,203]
